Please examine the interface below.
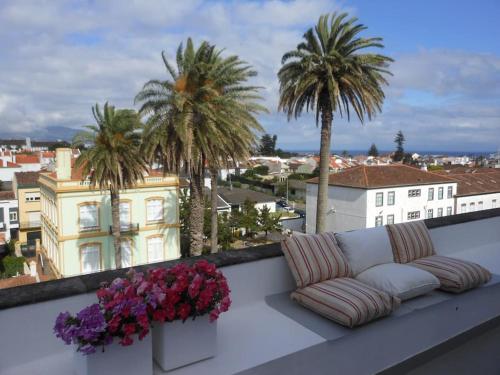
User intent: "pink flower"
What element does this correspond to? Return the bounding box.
[178,303,191,321]
[120,335,133,346]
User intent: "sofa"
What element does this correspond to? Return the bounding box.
[281,220,492,328]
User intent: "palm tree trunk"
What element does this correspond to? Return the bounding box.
[210,168,218,253]
[189,163,205,256]
[316,111,333,233]
[110,188,122,268]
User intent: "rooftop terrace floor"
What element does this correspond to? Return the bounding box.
[1,210,500,375]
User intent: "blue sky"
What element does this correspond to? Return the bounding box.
[0,0,499,153]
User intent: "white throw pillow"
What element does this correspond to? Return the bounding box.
[356,263,440,301]
[335,226,394,276]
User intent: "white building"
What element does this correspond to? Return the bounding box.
[306,165,457,233]
[0,191,19,244]
[443,171,500,214]
[218,186,276,213]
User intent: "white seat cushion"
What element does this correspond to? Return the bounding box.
[355,263,440,301]
[335,226,394,276]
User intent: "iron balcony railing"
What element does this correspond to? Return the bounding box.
[19,220,42,229]
[109,223,140,235]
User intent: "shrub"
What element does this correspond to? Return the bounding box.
[1,256,25,278]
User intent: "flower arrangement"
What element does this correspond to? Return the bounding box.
[54,260,230,355]
[132,260,231,323]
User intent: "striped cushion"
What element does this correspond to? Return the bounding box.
[291,278,400,328]
[386,221,435,263]
[281,233,351,288]
[409,255,492,293]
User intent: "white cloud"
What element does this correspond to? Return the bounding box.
[0,0,498,152]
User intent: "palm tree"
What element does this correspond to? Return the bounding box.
[278,13,392,233]
[136,38,265,256]
[73,103,148,268]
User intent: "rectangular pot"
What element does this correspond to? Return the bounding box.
[74,333,152,375]
[153,315,217,371]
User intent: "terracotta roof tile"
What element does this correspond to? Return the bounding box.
[0,191,15,200]
[15,154,40,164]
[14,171,41,187]
[307,165,454,189]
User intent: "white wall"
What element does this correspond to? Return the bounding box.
[306,182,458,233]
[0,199,19,242]
[306,183,367,233]
[366,183,457,228]
[255,201,276,213]
[456,193,500,214]
[0,167,22,182]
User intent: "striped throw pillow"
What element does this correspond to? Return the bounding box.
[410,255,492,293]
[281,233,351,288]
[386,221,435,263]
[291,278,400,328]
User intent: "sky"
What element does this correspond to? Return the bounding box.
[0,0,499,153]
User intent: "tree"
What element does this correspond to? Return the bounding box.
[48,141,71,151]
[393,130,405,162]
[278,13,392,233]
[136,38,265,256]
[259,134,277,156]
[258,206,282,235]
[239,199,259,237]
[341,150,349,158]
[73,103,147,268]
[253,165,269,175]
[368,143,379,157]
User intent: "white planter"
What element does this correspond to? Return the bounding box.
[73,333,152,375]
[153,315,217,371]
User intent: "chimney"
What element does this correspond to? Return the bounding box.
[420,162,428,172]
[56,148,72,180]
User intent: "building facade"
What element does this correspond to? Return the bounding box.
[39,149,181,278]
[0,191,19,244]
[306,165,457,233]
[12,171,41,245]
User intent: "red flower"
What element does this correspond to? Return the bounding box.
[120,335,133,346]
[178,303,191,321]
[123,323,136,335]
[153,310,167,322]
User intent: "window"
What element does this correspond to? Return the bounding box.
[146,199,164,222]
[407,211,420,220]
[461,203,467,213]
[470,202,475,212]
[9,209,18,223]
[119,201,131,229]
[408,189,421,197]
[79,204,99,231]
[427,209,434,219]
[447,207,452,216]
[478,201,483,211]
[25,192,40,202]
[387,214,395,225]
[388,191,395,206]
[375,216,383,227]
[375,192,383,207]
[437,208,443,217]
[81,244,100,273]
[428,188,434,201]
[447,186,453,199]
[121,239,132,268]
[438,187,444,200]
[147,236,164,262]
[493,199,497,208]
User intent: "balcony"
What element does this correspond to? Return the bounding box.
[109,223,140,234]
[0,209,500,374]
[19,220,41,229]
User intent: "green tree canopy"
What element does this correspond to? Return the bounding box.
[368,143,379,157]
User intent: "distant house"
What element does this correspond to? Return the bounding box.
[0,190,19,245]
[218,187,276,212]
[306,165,457,233]
[0,160,22,182]
[204,188,231,213]
[12,171,41,246]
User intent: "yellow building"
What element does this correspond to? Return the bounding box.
[39,149,181,278]
[12,171,41,246]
